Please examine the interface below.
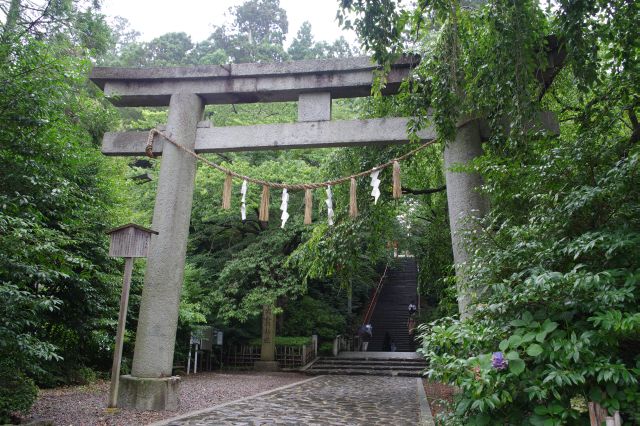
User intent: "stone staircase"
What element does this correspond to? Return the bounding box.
[368,257,418,352]
[304,258,424,377]
[305,352,426,377]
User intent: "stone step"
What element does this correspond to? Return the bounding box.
[306,368,424,377]
[311,365,425,371]
[308,355,428,378]
[311,364,425,372]
[367,343,414,348]
[369,335,413,341]
[314,360,426,367]
[368,326,411,329]
[365,258,418,352]
[321,355,424,361]
[317,357,425,364]
[312,365,425,370]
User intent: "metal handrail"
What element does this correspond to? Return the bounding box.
[362,263,389,326]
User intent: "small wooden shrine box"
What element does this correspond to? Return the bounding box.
[106,223,158,258]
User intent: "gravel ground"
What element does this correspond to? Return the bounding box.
[26,372,306,426]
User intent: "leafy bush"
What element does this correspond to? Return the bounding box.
[0,362,38,424]
[281,296,346,342]
[419,140,640,424]
[75,367,98,385]
[319,342,334,356]
[249,336,312,347]
[0,284,60,415]
[0,12,121,415]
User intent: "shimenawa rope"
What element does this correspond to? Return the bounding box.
[145,128,438,191]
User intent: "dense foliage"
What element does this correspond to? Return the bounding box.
[0,0,365,418]
[2,0,637,423]
[340,0,640,423]
[0,0,129,421]
[0,5,450,421]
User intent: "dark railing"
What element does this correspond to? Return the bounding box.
[361,264,389,326]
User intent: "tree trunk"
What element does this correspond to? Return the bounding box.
[2,0,21,36]
[0,0,21,63]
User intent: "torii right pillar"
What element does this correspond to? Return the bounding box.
[444,114,559,319]
[444,119,488,319]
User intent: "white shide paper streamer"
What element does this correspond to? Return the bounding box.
[370,170,381,204]
[325,185,334,226]
[240,179,248,221]
[280,188,289,228]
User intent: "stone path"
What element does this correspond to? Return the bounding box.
[159,375,422,425]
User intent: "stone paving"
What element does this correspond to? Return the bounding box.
[163,375,420,425]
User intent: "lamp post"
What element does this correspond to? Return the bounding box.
[105,224,158,409]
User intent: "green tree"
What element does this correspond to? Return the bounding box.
[0,0,127,418]
[111,32,195,67]
[340,0,640,423]
[288,21,316,60]
[192,0,290,64]
[189,39,229,65]
[98,16,141,65]
[289,22,358,60]
[232,0,288,45]
[145,32,194,66]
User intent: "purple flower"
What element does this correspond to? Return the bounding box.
[492,351,508,370]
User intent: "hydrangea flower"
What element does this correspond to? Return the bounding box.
[492,351,508,370]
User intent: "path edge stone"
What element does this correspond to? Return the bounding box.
[417,378,436,426]
[148,375,322,426]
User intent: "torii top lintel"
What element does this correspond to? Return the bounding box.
[90,56,416,107]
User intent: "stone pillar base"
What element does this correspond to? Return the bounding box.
[254,361,279,372]
[118,375,180,411]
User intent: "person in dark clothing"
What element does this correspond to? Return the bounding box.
[383,331,391,351]
[358,323,373,351]
[408,301,417,316]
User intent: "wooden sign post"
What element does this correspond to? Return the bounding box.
[105,224,158,409]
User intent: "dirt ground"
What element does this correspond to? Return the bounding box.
[423,380,457,418]
[25,371,306,426]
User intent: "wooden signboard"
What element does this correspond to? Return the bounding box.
[105,224,157,409]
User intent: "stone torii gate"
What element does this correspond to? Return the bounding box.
[90,56,512,410]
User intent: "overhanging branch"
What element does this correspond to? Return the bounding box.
[401,185,446,195]
[536,35,568,101]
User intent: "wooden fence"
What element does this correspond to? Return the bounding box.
[222,340,316,369]
[222,345,261,369]
[333,334,360,356]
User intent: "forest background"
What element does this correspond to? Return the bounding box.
[0,0,638,424]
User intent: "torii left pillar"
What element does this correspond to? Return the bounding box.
[118,93,204,410]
